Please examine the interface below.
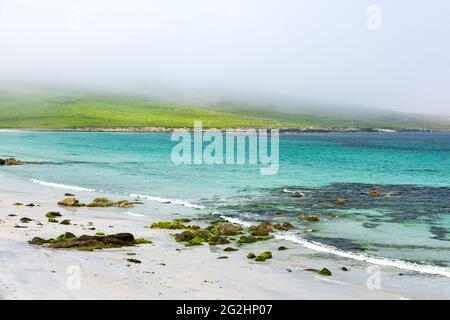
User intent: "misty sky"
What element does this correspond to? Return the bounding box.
[0,0,449,115]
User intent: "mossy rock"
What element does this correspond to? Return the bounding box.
[318,268,332,276]
[335,198,349,205]
[113,200,134,208]
[247,252,256,259]
[150,221,188,230]
[46,212,62,219]
[174,218,192,223]
[278,246,288,251]
[249,221,273,236]
[213,223,242,236]
[28,237,48,245]
[298,214,320,222]
[237,235,272,244]
[134,238,152,244]
[127,258,141,264]
[58,198,85,207]
[208,236,230,245]
[86,197,114,207]
[29,232,137,251]
[20,217,32,223]
[95,231,106,236]
[255,251,272,262]
[223,247,238,252]
[55,232,77,242]
[185,236,207,247]
[237,236,257,244]
[175,231,195,242]
[60,219,71,225]
[48,218,58,223]
[250,221,294,236]
[367,190,382,197]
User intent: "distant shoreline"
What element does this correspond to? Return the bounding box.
[0,126,446,133]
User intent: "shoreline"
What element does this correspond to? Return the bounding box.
[0,127,446,133]
[0,170,405,300]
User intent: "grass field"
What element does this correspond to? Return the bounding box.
[1,89,449,130]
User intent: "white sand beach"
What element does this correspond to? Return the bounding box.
[0,171,424,300]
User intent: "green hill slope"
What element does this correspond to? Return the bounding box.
[0,89,449,130]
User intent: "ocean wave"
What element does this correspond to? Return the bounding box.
[30,178,96,192]
[219,215,450,278]
[125,211,146,217]
[282,188,305,196]
[130,193,205,209]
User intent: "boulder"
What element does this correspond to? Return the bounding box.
[28,237,47,245]
[335,198,348,205]
[247,252,256,259]
[367,190,382,197]
[255,251,272,262]
[50,233,135,249]
[237,236,258,244]
[175,231,195,242]
[86,198,114,207]
[318,268,332,276]
[208,236,230,245]
[298,214,320,222]
[273,221,294,231]
[215,223,242,236]
[150,221,188,229]
[46,212,62,219]
[113,200,134,208]
[127,258,141,264]
[249,221,275,236]
[58,197,84,207]
[0,158,23,166]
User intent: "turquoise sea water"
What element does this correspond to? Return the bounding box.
[1,131,450,272]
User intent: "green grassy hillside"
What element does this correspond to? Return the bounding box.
[0,89,449,130]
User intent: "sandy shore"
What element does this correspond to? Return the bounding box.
[0,170,405,300]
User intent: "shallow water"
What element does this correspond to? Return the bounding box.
[1,131,449,273]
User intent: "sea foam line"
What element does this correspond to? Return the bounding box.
[125,211,145,217]
[131,193,205,209]
[283,188,305,196]
[218,215,450,278]
[30,178,96,192]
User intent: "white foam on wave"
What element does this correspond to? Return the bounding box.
[218,214,253,227]
[218,215,450,278]
[283,188,305,196]
[31,178,95,192]
[125,211,145,217]
[130,193,205,209]
[277,234,450,278]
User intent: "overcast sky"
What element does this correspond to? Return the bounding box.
[0,0,449,115]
